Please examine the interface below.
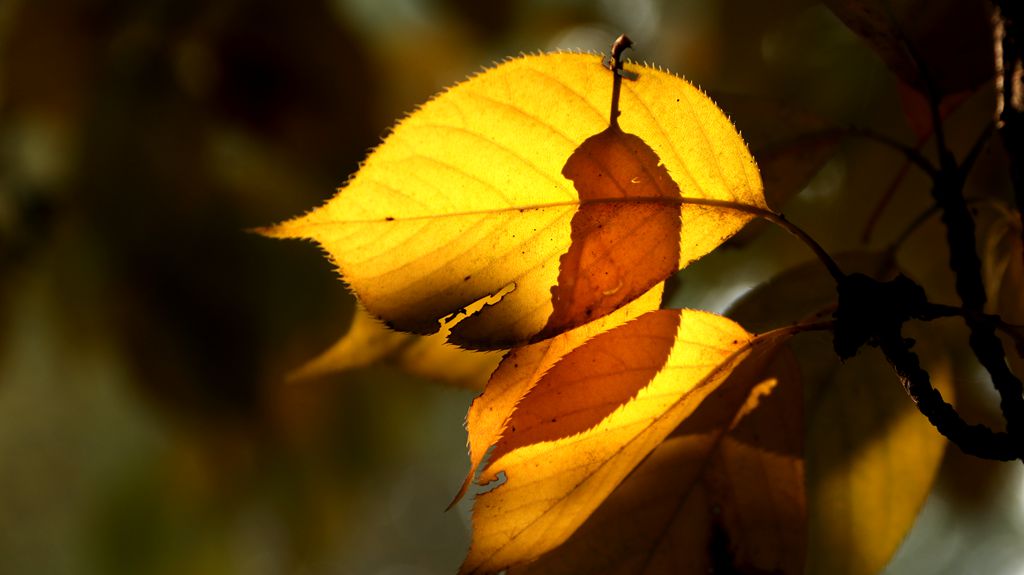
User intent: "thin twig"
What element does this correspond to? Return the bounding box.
[846,127,938,178]
[674,198,845,282]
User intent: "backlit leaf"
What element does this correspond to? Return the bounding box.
[805,343,953,575]
[728,255,952,575]
[512,349,804,575]
[459,310,795,574]
[262,52,763,349]
[543,125,681,337]
[451,284,664,507]
[288,304,502,389]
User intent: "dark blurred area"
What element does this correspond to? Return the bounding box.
[0,0,1021,574]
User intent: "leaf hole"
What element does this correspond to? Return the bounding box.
[438,282,517,336]
[476,470,507,496]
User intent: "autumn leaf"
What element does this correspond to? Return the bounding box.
[824,0,993,96]
[510,348,804,575]
[805,343,953,575]
[451,284,664,507]
[459,310,799,574]
[288,304,502,389]
[728,253,953,575]
[544,123,681,335]
[261,52,763,349]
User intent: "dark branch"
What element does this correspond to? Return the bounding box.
[878,331,1019,461]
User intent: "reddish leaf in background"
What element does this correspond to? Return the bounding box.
[861,84,971,242]
[824,0,993,97]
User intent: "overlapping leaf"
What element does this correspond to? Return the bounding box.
[262,52,763,349]
[511,349,804,575]
[452,284,664,507]
[728,253,953,575]
[459,310,797,574]
[288,304,502,389]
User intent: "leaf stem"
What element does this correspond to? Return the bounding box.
[675,198,845,283]
[608,34,633,128]
[846,127,938,178]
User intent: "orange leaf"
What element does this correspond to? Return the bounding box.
[540,124,681,339]
[450,284,664,507]
[459,310,796,574]
[512,349,804,575]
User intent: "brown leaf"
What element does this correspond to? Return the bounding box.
[495,306,679,455]
[511,347,804,575]
[895,82,972,141]
[459,311,797,574]
[824,0,994,96]
[540,124,682,339]
[450,285,664,508]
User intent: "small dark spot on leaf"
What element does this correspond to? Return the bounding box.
[464,275,471,281]
[385,216,395,221]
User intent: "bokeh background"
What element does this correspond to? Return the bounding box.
[1,0,1022,573]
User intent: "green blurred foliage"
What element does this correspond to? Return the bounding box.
[0,0,1021,574]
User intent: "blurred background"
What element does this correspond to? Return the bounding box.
[1,0,1022,573]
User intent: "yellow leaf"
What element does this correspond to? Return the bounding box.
[288,304,502,389]
[459,310,794,574]
[511,349,804,575]
[451,284,664,508]
[728,253,953,575]
[805,344,953,575]
[263,52,763,349]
